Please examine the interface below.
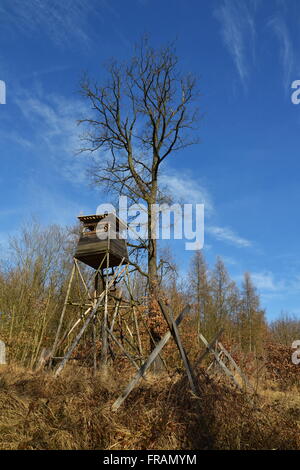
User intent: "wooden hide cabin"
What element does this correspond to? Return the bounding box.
[75,213,128,270]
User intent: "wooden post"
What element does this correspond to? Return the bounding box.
[100,251,109,368]
[207,350,223,372]
[0,340,6,365]
[194,329,224,368]
[74,258,93,302]
[158,300,197,394]
[109,299,120,335]
[133,306,143,360]
[93,272,99,376]
[112,305,190,411]
[55,300,103,377]
[55,260,126,377]
[62,306,92,341]
[137,307,169,373]
[199,333,242,390]
[48,262,76,369]
[124,267,143,360]
[217,341,253,391]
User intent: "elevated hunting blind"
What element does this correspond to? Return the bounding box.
[43,212,133,375]
[75,213,128,270]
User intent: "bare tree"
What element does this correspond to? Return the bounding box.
[239,272,266,353]
[79,37,199,346]
[0,221,75,367]
[188,250,210,334]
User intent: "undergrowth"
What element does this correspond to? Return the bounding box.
[0,365,299,450]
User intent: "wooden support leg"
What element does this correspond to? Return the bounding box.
[112,305,190,411]
[55,260,126,377]
[106,327,140,371]
[74,259,93,302]
[133,306,143,361]
[194,329,224,368]
[93,273,99,376]
[158,300,197,394]
[217,341,253,391]
[109,299,120,335]
[55,294,105,376]
[100,252,109,368]
[199,333,242,390]
[48,263,76,369]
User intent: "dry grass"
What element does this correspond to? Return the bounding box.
[0,364,299,450]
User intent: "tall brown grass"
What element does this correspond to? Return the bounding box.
[0,364,299,450]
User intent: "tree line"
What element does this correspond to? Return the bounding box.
[0,221,298,368]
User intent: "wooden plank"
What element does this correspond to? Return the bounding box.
[75,254,126,270]
[46,263,76,370]
[74,259,93,301]
[217,341,253,391]
[112,305,190,411]
[207,350,223,372]
[106,327,140,371]
[63,306,92,341]
[75,238,127,258]
[109,299,120,334]
[199,333,242,389]
[55,260,126,376]
[100,251,109,365]
[55,300,104,376]
[194,329,224,368]
[137,308,169,374]
[158,300,197,394]
[133,306,143,358]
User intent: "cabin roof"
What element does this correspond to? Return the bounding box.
[77,213,127,230]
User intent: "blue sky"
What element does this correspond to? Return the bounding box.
[0,0,300,320]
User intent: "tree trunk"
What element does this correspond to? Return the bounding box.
[147,197,164,373]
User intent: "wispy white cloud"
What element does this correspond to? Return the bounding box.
[206,225,252,248]
[239,270,300,297]
[221,255,238,265]
[250,271,280,291]
[268,16,294,90]
[20,65,73,82]
[15,91,89,184]
[160,168,252,249]
[0,129,33,149]
[0,0,116,47]
[214,0,257,86]
[160,170,214,215]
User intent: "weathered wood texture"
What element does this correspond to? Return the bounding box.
[194,329,224,368]
[217,341,254,391]
[75,213,128,269]
[199,333,241,389]
[75,236,128,269]
[0,340,6,365]
[158,300,197,394]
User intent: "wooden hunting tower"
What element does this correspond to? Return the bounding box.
[75,213,128,270]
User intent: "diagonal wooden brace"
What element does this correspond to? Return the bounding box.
[199,333,242,390]
[112,305,190,411]
[55,260,126,376]
[158,300,197,394]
